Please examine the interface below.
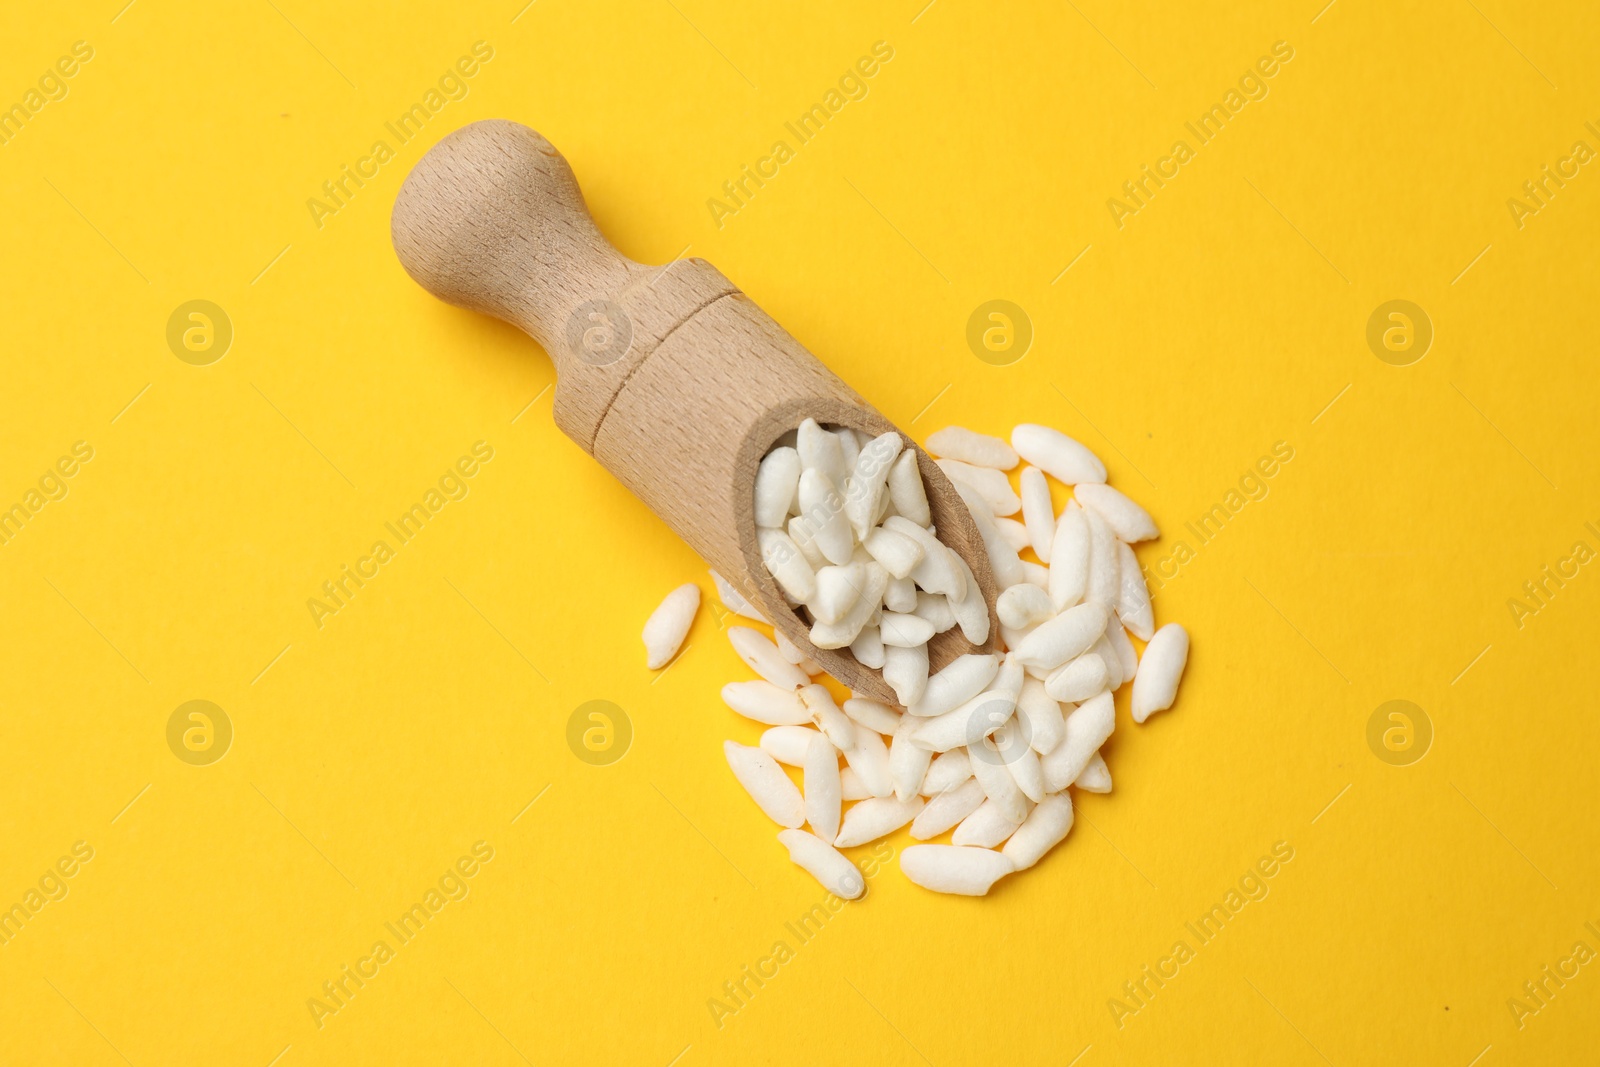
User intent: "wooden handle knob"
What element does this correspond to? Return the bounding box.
[392,120,737,452]
[391,119,632,359]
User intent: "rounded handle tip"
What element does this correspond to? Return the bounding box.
[391,120,633,348]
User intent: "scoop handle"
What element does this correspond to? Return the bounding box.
[390,119,735,451]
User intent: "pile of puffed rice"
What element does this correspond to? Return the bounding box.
[642,422,1188,897]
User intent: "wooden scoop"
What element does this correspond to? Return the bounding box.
[390,119,998,702]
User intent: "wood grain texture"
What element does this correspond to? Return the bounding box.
[391,119,998,701]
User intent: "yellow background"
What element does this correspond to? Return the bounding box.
[3,0,1597,1063]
